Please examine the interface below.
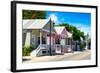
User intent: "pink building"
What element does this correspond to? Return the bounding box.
[54,26,73,54]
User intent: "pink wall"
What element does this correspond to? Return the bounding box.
[47,35,55,45]
[55,28,68,39]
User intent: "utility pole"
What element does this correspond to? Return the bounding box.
[49,18,52,56]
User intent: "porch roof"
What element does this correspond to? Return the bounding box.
[23,19,49,29]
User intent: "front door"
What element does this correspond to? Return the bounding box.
[60,39,65,45]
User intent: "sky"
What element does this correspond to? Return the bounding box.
[46,11,91,35]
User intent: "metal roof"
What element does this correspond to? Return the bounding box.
[23,19,49,29]
[67,31,72,38]
[55,26,72,38]
[54,26,65,34]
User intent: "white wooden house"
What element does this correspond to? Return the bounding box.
[23,19,56,56]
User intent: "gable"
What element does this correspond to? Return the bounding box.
[61,28,68,35]
[62,28,72,38]
[42,20,56,34]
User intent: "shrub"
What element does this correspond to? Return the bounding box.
[79,43,84,51]
[23,45,33,56]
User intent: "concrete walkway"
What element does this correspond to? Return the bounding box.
[23,50,91,63]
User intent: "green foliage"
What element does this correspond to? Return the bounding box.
[22,45,33,56]
[55,23,85,41]
[23,10,46,19]
[79,43,84,51]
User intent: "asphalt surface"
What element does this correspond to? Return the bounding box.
[23,50,91,63]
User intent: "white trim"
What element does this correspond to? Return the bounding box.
[41,29,56,34]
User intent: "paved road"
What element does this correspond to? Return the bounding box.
[59,50,91,61]
[23,50,91,63]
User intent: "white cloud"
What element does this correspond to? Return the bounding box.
[48,14,58,23]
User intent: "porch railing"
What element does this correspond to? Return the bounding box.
[31,44,72,56]
[34,44,72,52]
[55,44,72,53]
[55,45,71,49]
[31,44,49,56]
[36,44,49,52]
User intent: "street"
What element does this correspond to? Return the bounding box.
[23,50,91,63]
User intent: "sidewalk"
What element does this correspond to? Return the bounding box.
[23,50,91,63]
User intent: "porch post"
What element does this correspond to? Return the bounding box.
[70,38,73,52]
[53,35,55,44]
[24,32,31,47]
[44,33,47,44]
[66,38,68,45]
[60,36,62,53]
[40,31,42,45]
